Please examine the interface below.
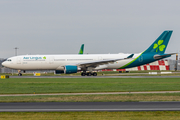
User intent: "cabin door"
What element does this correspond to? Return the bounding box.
[49,57,54,64]
[17,57,21,64]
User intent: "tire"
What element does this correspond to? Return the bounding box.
[87,72,92,76]
[18,73,22,76]
[81,72,86,76]
[93,72,97,76]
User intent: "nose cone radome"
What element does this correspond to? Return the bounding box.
[2,61,7,67]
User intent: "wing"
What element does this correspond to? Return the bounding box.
[76,54,134,68]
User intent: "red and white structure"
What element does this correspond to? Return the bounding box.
[102,60,169,71]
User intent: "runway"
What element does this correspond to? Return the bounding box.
[1,102,180,112]
[10,75,180,78]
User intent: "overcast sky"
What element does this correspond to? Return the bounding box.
[0,0,179,58]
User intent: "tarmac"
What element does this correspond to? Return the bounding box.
[1,102,180,112]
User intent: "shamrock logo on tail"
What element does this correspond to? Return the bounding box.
[153,40,166,52]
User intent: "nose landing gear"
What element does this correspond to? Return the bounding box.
[18,70,22,76]
[18,73,22,76]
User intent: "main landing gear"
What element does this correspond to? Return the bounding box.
[81,72,97,76]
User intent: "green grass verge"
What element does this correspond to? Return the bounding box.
[1,78,180,94]
[1,111,180,120]
[1,93,180,102]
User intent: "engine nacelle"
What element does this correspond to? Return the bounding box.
[64,65,78,74]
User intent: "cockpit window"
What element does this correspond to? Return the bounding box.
[6,59,12,61]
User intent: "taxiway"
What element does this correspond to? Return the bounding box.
[0,102,180,112]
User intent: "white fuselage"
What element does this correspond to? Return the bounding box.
[2,53,141,70]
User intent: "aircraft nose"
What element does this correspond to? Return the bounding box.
[2,61,7,67]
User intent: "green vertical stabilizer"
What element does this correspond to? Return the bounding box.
[143,31,173,54]
[79,44,84,54]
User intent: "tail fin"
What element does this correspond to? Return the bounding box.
[143,31,173,54]
[78,44,84,54]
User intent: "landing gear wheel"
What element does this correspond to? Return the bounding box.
[18,73,22,76]
[81,72,86,76]
[92,72,97,76]
[87,72,92,76]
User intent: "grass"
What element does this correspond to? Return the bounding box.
[1,78,180,102]
[1,111,180,120]
[1,78,180,94]
[1,93,180,102]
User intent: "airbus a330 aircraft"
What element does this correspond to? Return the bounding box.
[2,31,175,76]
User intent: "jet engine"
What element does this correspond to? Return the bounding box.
[64,65,80,74]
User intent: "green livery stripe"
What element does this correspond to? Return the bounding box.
[119,52,144,69]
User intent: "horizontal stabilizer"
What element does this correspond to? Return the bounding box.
[126,54,134,58]
[154,53,176,59]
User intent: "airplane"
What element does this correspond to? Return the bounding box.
[2,31,175,76]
